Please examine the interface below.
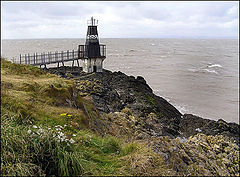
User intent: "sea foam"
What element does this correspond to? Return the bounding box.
[208,64,223,68]
[203,69,218,74]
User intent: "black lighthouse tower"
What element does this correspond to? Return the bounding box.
[78,17,106,73]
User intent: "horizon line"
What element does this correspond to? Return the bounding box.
[2,37,239,40]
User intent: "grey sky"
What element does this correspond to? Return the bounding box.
[1,1,239,39]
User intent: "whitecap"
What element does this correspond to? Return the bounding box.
[108,53,120,56]
[150,43,155,46]
[187,68,198,72]
[208,64,222,68]
[203,69,218,74]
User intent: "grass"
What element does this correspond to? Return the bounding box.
[1,58,167,176]
[1,110,131,176]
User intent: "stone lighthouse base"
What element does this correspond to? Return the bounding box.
[81,58,104,73]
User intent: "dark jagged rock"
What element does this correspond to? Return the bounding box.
[46,67,239,141]
[179,114,239,144]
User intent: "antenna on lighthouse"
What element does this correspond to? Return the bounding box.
[88,16,98,26]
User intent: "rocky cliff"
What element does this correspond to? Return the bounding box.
[48,66,239,143]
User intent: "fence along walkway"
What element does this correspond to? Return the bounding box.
[19,50,80,66]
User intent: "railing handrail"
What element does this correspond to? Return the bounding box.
[17,45,106,66]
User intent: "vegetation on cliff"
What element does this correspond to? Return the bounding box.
[1,58,239,176]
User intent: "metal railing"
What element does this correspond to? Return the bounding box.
[18,45,106,66]
[19,50,79,65]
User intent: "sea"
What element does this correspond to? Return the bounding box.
[1,38,239,124]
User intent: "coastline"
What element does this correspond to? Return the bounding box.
[1,59,239,176]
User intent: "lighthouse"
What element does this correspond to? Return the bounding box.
[79,17,106,73]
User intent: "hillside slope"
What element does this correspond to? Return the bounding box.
[1,59,239,176]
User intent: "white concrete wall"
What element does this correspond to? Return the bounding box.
[82,58,104,73]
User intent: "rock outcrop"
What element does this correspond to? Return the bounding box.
[47,66,239,144]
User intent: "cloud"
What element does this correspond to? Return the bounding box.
[1,1,239,39]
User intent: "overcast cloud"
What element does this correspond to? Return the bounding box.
[1,1,239,39]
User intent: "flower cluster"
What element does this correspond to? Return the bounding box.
[60,113,72,117]
[27,125,76,145]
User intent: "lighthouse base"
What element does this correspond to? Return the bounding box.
[81,58,104,73]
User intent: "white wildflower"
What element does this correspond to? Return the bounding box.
[37,128,44,134]
[69,138,75,144]
[64,124,67,127]
[48,128,51,130]
[55,125,63,129]
[27,130,31,134]
[33,125,37,129]
[72,134,76,137]
[61,135,66,142]
[59,132,64,137]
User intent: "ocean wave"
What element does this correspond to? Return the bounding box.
[188,68,218,74]
[207,64,222,68]
[108,53,120,56]
[187,68,198,72]
[175,105,188,114]
[159,55,168,58]
[203,69,218,74]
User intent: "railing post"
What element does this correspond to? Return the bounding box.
[20,54,22,64]
[28,53,30,64]
[25,54,27,64]
[34,53,37,64]
[61,51,63,61]
[48,52,50,62]
[36,53,38,65]
[34,53,35,64]
[72,50,74,58]
[67,50,69,60]
[43,52,45,64]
